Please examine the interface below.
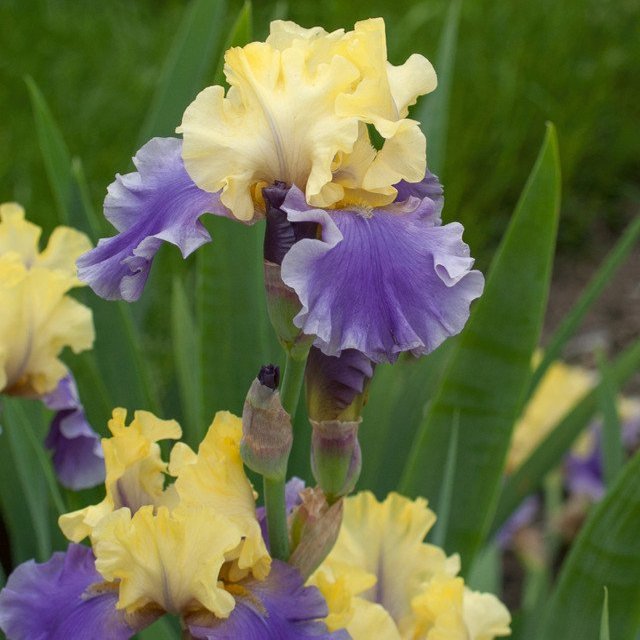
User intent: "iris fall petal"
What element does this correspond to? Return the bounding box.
[43,372,105,490]
[280,186,484,363]
[0,544,137,640]
[187,561,348,639]
[76,137,226,302]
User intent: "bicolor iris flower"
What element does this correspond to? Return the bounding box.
[0,203,94,396]
[310,491,512,639]
[78,18,484,363]
[0,203,103,488]
[0,409,346,639]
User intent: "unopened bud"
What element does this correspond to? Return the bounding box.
[289,487,344,579]
[241,369,292,480]
[257,364,280,390]
[310,419,361,502]
[305,347,374,422]
[263,184,316,359]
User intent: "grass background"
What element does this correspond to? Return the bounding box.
[1,0,638,261]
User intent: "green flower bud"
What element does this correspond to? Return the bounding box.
[241,366,292,480]
[310,419,362,502]
[289,487,344,580]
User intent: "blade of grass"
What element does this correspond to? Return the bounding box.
[0,399,52,561]
[70,157,106,241]
[137,0,228,145]
[431,411,459,548]
[0,418,40,564]
[529,215,640,397]
[600,588,610,640]
[358,340,453,498]
[400,124,560,570]
[213,2,253,85]
[171,277,203,446]
[414,0,462,175]
[64,350,114,429]
[538,451,640,638]
[16,404,66,516]
[491,337,640,536]
[597,352,623,487]
[25,76,72,227]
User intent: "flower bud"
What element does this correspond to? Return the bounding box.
[241,365,292,480]
[263,184,316,359]
[305,347,375,422]
[310,419,362,502]
[289,487,344,580]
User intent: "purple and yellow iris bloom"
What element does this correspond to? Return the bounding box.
[0,410,344,639]
[78,18,483,364]
[0,203,104,490]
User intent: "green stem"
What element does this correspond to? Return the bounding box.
[279,353,308,418]
[263,352,308,560]
[263,476,289,560]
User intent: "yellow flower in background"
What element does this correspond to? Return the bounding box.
[311,492,511,639]
[0,203,94,396]
[178,18,436,221]
[507,359,595,472]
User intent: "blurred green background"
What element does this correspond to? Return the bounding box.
[1,0,639,260]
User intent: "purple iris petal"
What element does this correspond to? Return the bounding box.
[495,495,541,548]
[394,171,444,219]
[280,186,484,363]
[43,373,105,491]
[188,560,348,639]
[77,137,227,302]
[0,544,137,640]
[257,477,305,549]
[564,428,604,501]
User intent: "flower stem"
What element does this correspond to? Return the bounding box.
[279,352,308,418]
[263,352,308,560]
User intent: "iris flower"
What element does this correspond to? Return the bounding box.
[0,409,345,639]
[0,203,103,489]
[78,18,483,363]
[310,492,512,639]
[0,203,94,396]
[506,358,595,473]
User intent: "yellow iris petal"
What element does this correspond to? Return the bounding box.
[0,204,94,396]
[314,492,511,639]
[319,492,453,630]
[410,576,467,639]
[507,358,595,472]
[172,411,271,580]
[59,408,182,542]
[0,203,41,265]
[179,41,359,221]
[178,18,436,220]
[93,505,240,618]
[462,590,512,640]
